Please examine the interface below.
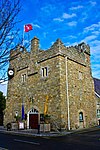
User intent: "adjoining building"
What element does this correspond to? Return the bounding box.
[93,78,100,125]
[4,37,97,130]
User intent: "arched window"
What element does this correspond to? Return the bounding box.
[29,108,38,114]
[79,112,83,122]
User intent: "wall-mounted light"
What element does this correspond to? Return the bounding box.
[15,111,18,117]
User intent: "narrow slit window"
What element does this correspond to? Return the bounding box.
[22,74,26,82]
[41,67,48,77]
[79,112,83,122]
[42,68,44,77]
[79,71,82,80]
[45,67,48,76]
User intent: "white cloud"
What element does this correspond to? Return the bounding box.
[82,35,97,42]
[62,13,77,19]
[53,18,63,22]
[33,24,40,28]
[91,45,100,56]
[87,40,100,56]
[82,23,100,70]
[92,31,100,35]
[64,42,71,46]
[67,21,77,26]
[41,4,56,15]
[89,1,97,6]
[70,5,83,10]
[90,40,100,46]
[0,80,7,96]
[84,22,100,33]
[88,38,100,79]
[92,70,100,79]
[65,41,78,47]
[68,35,77,39]
[91,61,100,79]
[81,12,88,22]
[53,12,77,23]
[0,80,8,85]
[80,36,100,80]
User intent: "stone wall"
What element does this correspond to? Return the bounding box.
[4,37,97,130]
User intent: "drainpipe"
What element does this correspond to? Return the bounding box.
[65,56,70,130]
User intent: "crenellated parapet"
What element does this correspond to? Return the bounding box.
[49,38,66,51]
[37,38,90,66]
[9,37,91,74]
[76,42,90,55]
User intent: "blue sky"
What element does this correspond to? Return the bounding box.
[20,0,100,78]
[0,0,100,95]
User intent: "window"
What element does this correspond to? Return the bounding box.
[40,114,45,122]
[41,67,48,77]
[29,108,38,114]
[79,112,83,122]
[97,109,99,114]
[97,102,100,105]
[22,74,26,82]
[97,109,100,118]
[79,71,82,80]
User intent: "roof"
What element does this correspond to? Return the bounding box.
[93,78,100,97]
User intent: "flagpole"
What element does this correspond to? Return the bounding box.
[28,32,31,50]
[22,25,25,46]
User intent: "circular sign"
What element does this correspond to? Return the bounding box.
[8,68,14,79]
[8,70,14,76]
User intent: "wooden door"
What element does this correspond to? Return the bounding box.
[29,114,38,129]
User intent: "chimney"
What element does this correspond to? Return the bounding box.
[31,36,39,55]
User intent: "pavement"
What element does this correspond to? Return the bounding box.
[0,125,100,137]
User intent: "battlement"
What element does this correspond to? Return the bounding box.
[10,44,27,60]
[9,37,91,69]
[37,38,90,66]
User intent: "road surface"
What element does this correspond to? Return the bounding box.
[0,128,100,150]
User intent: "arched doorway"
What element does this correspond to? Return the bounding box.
[27,108,39,129]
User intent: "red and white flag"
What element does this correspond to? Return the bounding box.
[24,24,33,32]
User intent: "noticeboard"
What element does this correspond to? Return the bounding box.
[19,122,24,129]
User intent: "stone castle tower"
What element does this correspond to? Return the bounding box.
[4,36,97,130]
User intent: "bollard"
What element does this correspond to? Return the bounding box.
[37,124,40,134]
[7,123,12,131]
